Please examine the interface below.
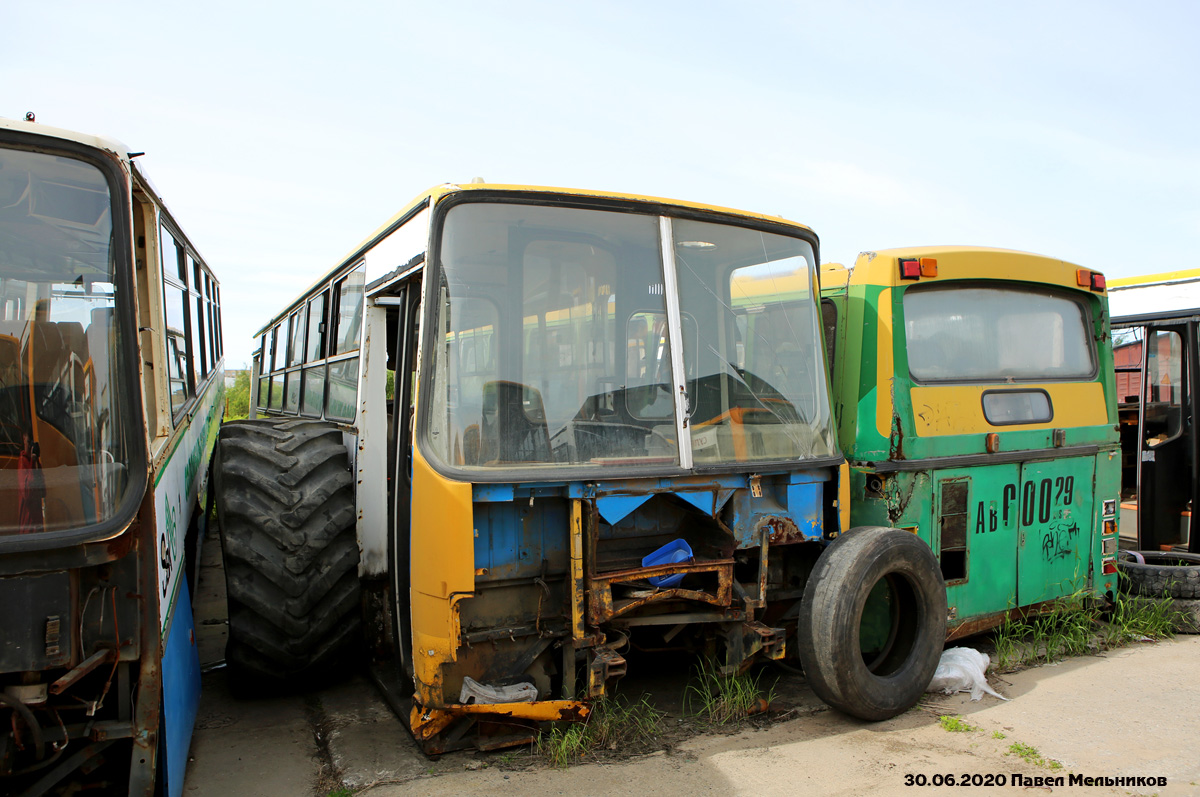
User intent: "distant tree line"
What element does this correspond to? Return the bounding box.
[225,369,251,421]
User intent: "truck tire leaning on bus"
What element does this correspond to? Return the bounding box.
[214,418,361,688]
[1117,551,1200,600]
[796,526,947,721]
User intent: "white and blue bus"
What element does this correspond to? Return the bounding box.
[0,115,223,796]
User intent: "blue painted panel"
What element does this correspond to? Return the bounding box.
[473,483,516,503]
[473,500,570,580]
[786,482,824,539]
[595,494,653,525]
[674,490,715,516]
[161,580,201,797]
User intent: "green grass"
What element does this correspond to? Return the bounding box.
[1006,741,1063,770]
[494,750,520,767]
[992,730,1006,740]
[938,715,976,733]
[1102,585,1184,645]
[683,659,776,725]
[538,695,663,768]
[992,585,1183,671]
[540,724,588,769]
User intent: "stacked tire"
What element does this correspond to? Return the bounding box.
[214,418,361,686]
[1117,551,1200,600]
[1117,551,1200,634]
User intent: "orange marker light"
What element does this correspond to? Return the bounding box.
[919,257,938,277]
[1076,268,1092,287]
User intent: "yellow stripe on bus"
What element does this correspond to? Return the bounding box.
[875,288,894,439]
[1108,268,1200,288]
[908,382,1109,436]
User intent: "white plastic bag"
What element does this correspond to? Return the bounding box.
[459,676,538,705]
[926,647,1007,701]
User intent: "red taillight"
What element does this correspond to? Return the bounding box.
[899,258,921,280]
[1076,268,1106,293]
[1103,559,1118,575]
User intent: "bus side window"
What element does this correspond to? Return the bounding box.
[821,298,837,372]
[160,229,191,417]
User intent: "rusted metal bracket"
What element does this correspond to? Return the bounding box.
[720,620,786,675]
[50,648,116,695]
[586,647,627,698]
[586,558,734,624]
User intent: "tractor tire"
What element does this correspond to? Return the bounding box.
[1117,551,1200,600]
[214,418,361,687]
[797,526,947,721]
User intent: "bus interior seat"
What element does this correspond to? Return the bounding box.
[480,380,551,464]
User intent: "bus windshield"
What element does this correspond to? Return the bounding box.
[426,200,837,474]
[904,285,1096,383]
[0,146,134,535]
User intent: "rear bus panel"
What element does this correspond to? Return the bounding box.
[825,248,1121,634]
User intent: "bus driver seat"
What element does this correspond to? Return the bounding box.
[479,380,552,464]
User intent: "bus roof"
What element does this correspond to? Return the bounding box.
[0,116,132,164]
[819,262,850,294]
[842,246,1095,294]
[341,182,814,268]
[1109,268,1200,323]
[1,115,209,273]
[253,183,817,338]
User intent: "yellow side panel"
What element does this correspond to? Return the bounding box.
[838,461,850,534]
[410,448,474,688]
[875,288,894,439]
[909,382,1109,436]
[570,500,585,641]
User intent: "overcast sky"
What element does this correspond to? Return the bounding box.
[6,1,1199,367]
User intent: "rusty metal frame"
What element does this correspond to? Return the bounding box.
[409,700,589,753]
[944,598,1065,642]
[583,498,735,625]
[586,560,735,624]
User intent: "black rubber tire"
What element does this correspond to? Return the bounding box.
[796,526,947,721]
[1118,551,1200,599]
[214,418,361,686]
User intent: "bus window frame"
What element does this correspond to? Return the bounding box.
[332,263,366,357]
[0,129,149,555]
[901,281,1100,387]
[190,256,207,380]
[417,190,840,484]
[1141,323,1188,448]
[255,333,269,411]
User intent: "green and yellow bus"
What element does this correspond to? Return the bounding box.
[822,247,1121,635]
